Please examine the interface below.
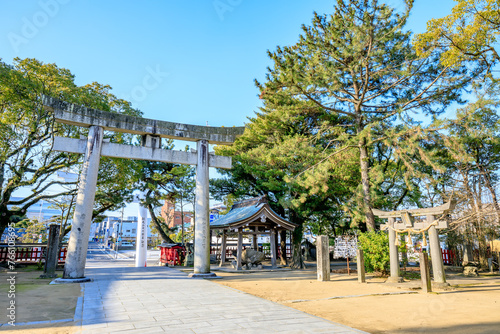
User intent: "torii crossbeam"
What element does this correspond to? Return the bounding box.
[373,201,455,286]
[43,96,244,280]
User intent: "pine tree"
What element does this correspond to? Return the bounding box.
[255,0,467,230]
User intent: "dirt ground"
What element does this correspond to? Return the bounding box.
[213,264,500,334]
[0,265,80,334]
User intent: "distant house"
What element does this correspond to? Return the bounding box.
[161,200,193,229]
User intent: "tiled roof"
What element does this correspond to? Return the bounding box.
[209,196,296,231]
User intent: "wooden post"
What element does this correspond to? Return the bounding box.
[270,229,277,268]
[274,231,279,258]
[252,228,258,250]
[419,252,432,293]
[219,230,227,267]
[357,249,366,283]
[237,228,243,270]
[280,230,287,265]
[317,235,330,281]
[498,252,500,274]
[41,224,61,278]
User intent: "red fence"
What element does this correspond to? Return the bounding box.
[442,249,457,265]
[159,245,186,266]
[0,244,68,264]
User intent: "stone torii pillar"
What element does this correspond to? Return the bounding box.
[387,217,403,283]
[43,96,244,281]
[62,125,103,281]
[192,139,211,277]
[428,215,447,286]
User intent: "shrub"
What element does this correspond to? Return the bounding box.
[358,231,390,275]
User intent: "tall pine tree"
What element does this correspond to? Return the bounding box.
[255,0,467,230]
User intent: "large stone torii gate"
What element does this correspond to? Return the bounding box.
[42,96,244,280]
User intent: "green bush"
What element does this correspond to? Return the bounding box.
[358,231,390,275]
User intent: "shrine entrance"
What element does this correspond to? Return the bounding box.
[373,201,454,286]
[42,96,244,280]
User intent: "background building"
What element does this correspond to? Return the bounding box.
[161,200,193,229]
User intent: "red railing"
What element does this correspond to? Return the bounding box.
[159,245,186,266]
[0,244,68,264]
[442,249,457,265]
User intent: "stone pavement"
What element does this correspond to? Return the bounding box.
[75,260,365,333]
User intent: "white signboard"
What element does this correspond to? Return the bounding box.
[333,235,358,259]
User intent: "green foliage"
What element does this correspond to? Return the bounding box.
[414,0,500,70]
[169,232,182,243]
[20,219,47,243]
[0,57,143,236]
[134,143,196,243]
[358,231,390,274]
[248,0,468,231]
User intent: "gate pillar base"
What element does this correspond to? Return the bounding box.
[385,277,404,283]
[188,273,220,279]
[50,277,92,284]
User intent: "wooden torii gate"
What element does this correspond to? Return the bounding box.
[42,96,244,280]
[373,201,454,286]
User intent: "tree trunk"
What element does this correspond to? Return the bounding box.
[147,203,175,243]
[359,138,376,231]
[478,164,500,224]
[289,213,305,269]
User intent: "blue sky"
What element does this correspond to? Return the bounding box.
[1,0,458,216]
[2,0,457,127]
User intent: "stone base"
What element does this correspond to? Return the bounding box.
[432,282,451,289]
[50,277,93,284]
[385,276,404,283]
[39,273,58,279]
[188,272,221,279]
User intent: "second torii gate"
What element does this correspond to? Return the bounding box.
[373,201,454,287]
[43,96,244,280]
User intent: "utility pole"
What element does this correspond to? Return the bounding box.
[115,208,124,259]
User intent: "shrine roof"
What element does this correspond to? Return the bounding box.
[209,196,296,231]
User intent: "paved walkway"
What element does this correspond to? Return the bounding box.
[74,250,365,333]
